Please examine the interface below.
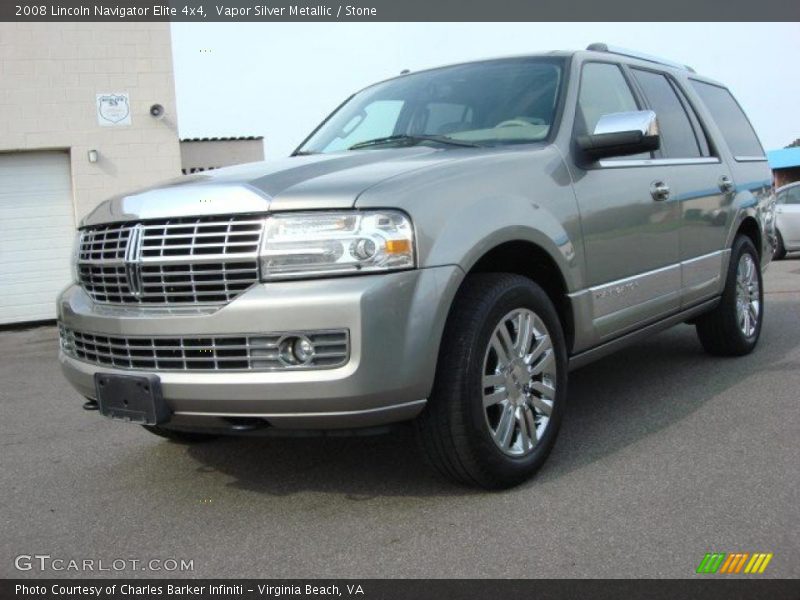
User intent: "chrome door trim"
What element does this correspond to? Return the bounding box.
[681,249,729,297]
[569,249,730,327]
[734,156,768,163]
[574,262,682,320]
[598,157,721,168]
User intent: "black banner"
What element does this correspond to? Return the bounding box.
[4,579,800,600]
[3,0,800,22]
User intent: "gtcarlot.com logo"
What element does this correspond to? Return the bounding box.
[14,554,194,572]
[696,552,773,574]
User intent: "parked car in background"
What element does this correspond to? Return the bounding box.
[58,44,774,488]
[773,182,800,259]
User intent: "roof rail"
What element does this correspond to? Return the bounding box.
[586,43,695,73]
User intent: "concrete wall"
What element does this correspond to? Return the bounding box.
[180,138,265,174]
[0,23,181,222]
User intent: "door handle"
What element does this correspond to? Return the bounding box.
[650,181,670,201]
[719,175,735,194]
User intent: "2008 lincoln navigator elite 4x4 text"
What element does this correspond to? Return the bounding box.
[58,45,775,488]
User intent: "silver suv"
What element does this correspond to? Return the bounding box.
[58,45,774,488]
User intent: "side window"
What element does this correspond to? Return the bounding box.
[690,81,765,159]
[785,187,800,205]
[671,81,711,157]
[631,69,703,159]
[577,63,639,135]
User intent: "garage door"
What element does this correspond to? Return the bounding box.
[0,151,75,324]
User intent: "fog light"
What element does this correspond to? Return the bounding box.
[278,335,315,366]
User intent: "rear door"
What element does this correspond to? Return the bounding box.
[627,68,735,308]
[688,80,772,264]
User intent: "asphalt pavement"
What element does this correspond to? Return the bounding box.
[1,259,798,579]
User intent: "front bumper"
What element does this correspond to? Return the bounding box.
[58,266,463,430]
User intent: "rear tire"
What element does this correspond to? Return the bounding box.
[415,273,567,489]
[141,425,219,444]
[773,230,786,260]
[695,236,763,356]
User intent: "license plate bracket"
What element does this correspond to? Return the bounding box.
[94,373,169,426]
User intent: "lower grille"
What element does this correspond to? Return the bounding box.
[59,326,349,371]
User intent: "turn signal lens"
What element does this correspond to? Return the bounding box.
[385,239,411,254]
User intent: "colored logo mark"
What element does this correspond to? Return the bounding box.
[696,552,773,574]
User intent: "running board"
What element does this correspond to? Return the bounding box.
[568,298,719,371]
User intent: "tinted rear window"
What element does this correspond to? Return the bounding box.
[632,69,702,159]
[690,81,764,158]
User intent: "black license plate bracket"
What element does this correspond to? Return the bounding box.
[94,373,169,426]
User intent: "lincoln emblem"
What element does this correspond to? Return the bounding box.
[123,224,144,298]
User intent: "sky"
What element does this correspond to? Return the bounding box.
[170,22,800,158]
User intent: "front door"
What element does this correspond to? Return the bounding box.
[570,61,682,342]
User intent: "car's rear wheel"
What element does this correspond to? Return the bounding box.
[141,425,219,444]
[695,235,763,356]
[773,230,786,260]
[415,273,567,489]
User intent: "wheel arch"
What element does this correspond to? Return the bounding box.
[735,215,762,259]
[462,239,575,353]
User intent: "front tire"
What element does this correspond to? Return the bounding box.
[773,230,786,260]
[415,273,568,489]
[695,236,763,356]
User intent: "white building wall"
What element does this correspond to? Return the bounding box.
[0,22,181,221]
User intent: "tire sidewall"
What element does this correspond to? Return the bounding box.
[725,237,764,350]
[774,230,786,260]
[460,279,568,482]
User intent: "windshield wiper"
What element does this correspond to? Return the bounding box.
[349,134,481,150]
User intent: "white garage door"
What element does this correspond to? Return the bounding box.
[0,151,75,324]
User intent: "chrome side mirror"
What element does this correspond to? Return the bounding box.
[577,110,660,160]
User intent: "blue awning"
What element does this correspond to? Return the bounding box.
[768,148,800,170]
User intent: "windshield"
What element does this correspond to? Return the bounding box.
[297,57,565,154]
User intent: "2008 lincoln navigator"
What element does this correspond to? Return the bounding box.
[58,44,775,488]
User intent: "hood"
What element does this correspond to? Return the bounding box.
[80,147,475,227]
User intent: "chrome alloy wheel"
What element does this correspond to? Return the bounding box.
[482,308,556,457]
[736,254,760,338]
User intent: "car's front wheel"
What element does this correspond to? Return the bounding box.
[415,273,567,489]
[773,230,786,260]
[695,235,763,356]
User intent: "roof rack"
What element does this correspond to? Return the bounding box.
[586,43,695,73]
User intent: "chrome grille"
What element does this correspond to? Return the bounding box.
[59,326,350,371]
[77,215,265,305]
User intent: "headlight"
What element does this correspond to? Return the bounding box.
[259,210,415,280]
